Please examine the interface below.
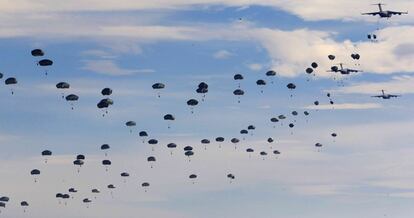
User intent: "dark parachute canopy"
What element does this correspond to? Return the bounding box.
[139,131,148,143]
[0,197,10,202]
[233,89,244,103]
[328,54,335,60]
[215,137,225,142]
[311,62,318,68]
[256,79,266,93]
[187,99,198,106]
[101,88,112,96]
[233,74,243,80]
[76,154,85,160]
[102,160,111,165]
[287,83,296,90]
[186,99,199,113]
[305,68,314,74]
[351,53,361,60]
[101,144,110,150]
[265,70,277,83]
[266,70,276,76]
[148,139,158,145]
[256,79,266,85]
[196,82,209,101]
[152,83,165,97]
[56,82,70,89]
[5,77,18,95]
[164,114,175,121]
[152,83,165,89]
[56,82,70,98]
[31,49,44,57]
[167,143,177,155]
[273,150,281,155]
[233,89,244,96]
[125,121,136,133]
[30,169,40,175]
[65,94,79,101]
[41,150,52,156]
[38,59,53,66]
[5,77,17,85]
[65,94,79,110]
[126,121,136,127]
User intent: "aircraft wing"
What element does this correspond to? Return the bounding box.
[389,11,408,15]
[349,69,361,73]
[362,12,380,16]
[390,94,401,97]
[371,95,382,98]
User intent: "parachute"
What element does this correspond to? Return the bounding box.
[102,160,111,171]
[233,89,244,103]
[101,88,113,96]
[56,82,70,98]
[125,121,136,133]
[5,77,17,94]
[186,99,199,113]
[65,94,79,110]
[167,143,177,155]
[139,131,148,143]
[30,169,41,182]
[41,150,52,163]
[286,83,296,97]
[147,156,156,168]
[163,114,175,129]
[265,70,276,83]
[152,83,165,98]
[201,139,210,150]
[31,49,44,57]
[256,79,266,93]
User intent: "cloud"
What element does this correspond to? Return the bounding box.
[81,60,155,76]
[80,49,117,59]
[333,75,414,95]
[1,0,414,23]
[304,103,383,110]
[213,49,233,59]
[247,63,263,71]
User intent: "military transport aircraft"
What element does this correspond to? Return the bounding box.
[362,3,408,18]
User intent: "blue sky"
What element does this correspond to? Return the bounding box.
[1,1,414,217]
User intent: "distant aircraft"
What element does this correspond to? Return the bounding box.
[328,63,362,75]
[362,3,408,18]
[371,90,401,99]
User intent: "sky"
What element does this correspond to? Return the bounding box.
[0,0,414,217]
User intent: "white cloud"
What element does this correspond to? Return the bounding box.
[213,49,233,59]
[81,60,155,76]
[333,75,414,95]
[1,0,413,23]
[247,63,263,71]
